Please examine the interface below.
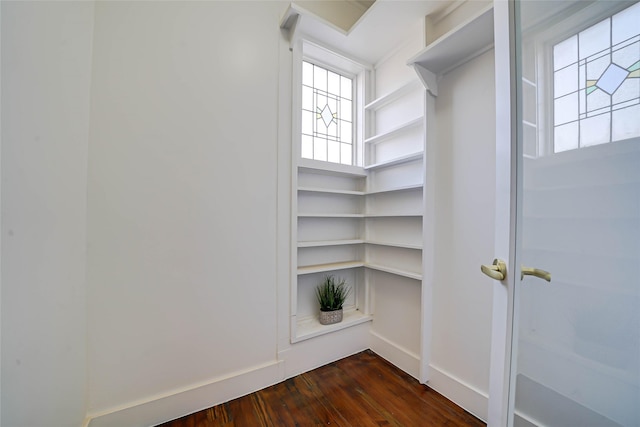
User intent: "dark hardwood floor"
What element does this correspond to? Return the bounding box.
[158,350,486,426]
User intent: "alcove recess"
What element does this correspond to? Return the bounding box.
[292,66,427,349]
[285,1,495,382]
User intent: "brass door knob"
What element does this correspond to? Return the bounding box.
[481,259,507,281]
[521,266,551,282]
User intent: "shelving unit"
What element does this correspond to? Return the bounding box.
[293,83,426,341]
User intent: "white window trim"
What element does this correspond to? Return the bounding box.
[292,38,371,170]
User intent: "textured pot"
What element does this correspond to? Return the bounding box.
[319,308,343,325]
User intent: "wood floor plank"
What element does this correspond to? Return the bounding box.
[157,350,486,427]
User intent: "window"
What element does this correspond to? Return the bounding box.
[292,39,367,168]
[551,2,640,153]
[301,61,354,165]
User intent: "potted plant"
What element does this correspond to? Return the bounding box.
[316,275,351,325]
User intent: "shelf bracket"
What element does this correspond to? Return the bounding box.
[412,64,438,97]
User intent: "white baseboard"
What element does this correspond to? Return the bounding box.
[86,360,283,427]
[87,324,371,427]
[426,364,488,422]
[279,322,371,379]
[369,330,421,379]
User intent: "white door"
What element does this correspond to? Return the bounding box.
[488,1,640,426]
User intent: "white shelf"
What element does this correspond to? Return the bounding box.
[407,4,494,75]
[298,186,365,196]
[298,158,367,177]
[297,261,365,275]
[366,263,422,280]
[364,116,424,145]
[364,80,422,111]
[365,151,424,170]
[298,239,365,248]
[298,213,364,218]
[293,309,372,343]
[365,213,422,218]
[366,241,422,250]
[298,260,423,280]
[366,183,423,195]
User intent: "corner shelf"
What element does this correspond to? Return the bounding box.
[299,159,367,177]
[366,241,422,250]
[293,309,373,343]
[367,183,423,195]
[299,187,365,196]
[297,261,365,275]
[298,213,365,218]
[365,213,422,218]
[365,151,424,170]
[407,4,494,75]
[364,80,422,111]
[366,263,423,281]
[298,239,365,248]
[364,116,424,145]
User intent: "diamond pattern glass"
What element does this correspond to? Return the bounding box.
[301,61,354,165]
[552,2,640,152]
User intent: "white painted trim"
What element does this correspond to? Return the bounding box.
[427,364,489,423]
[420,92,436,384]
[369,330,421,380]
[86,360,283,427]
[488,1,518,426]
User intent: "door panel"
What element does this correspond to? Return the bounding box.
[512,1,640,426]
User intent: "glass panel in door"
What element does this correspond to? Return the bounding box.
[512,1,640,426]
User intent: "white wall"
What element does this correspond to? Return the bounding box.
[430,49,496,421]
[1,2,95,426]
[86,1,285,423]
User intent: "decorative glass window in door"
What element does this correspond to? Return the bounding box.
[553,2,640,152]
[301,61,354,165]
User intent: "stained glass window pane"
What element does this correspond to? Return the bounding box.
[341,99,352,122]
[328,140,340,163]
[612,2,640,45]
[340,143,352,165]
[314,66,327,92]
[613,41,640,69]
[328,71,340,96]
[554,63,578,97]
[314,137,327,161]
[301,110,313,135]
[302,61,313,87]
[552,3,640,153]
[301,135,313,159]
[613,78,639,104]
[579,19,610,60]
[555,93,578,125]
[580,113,611,147]
[341,76,352,100]
[555,122,579,152]
[340,121,352,144]
[612,104,640,142]
[302,85,313,111]
[301,61,355,165]
[554,35,578,71]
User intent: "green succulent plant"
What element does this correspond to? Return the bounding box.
[315,275,351,311]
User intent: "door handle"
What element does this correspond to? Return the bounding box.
[521,266,551,282]
[481,259,507,281]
